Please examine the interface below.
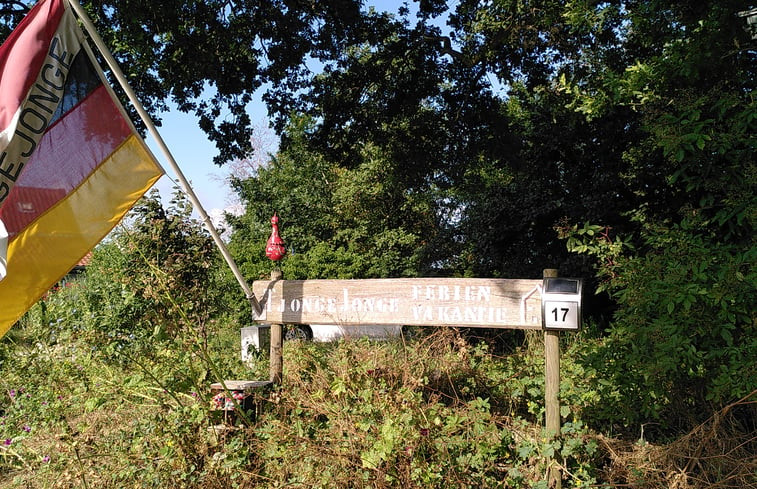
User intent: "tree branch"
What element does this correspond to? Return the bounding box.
[0,1,29,17]
[423,34,476,68]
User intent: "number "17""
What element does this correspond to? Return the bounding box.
[551,307,569,322]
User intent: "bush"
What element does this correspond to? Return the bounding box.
[564,222,756,436]
[250,329,603,488]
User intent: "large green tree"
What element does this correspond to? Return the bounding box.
[7,0,746,276]
[3,0,754,433]
[225,0,755,434]
[547,1,756,433]
[226,116,438,281]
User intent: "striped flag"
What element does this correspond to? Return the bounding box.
[0,0,164,337]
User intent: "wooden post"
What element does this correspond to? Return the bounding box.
[269,269,283,385]
[543,268,562,489]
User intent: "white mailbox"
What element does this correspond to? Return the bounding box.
[541,277,583,330]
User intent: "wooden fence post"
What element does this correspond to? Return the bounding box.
[269,269,283,385]
[543,268,562,489]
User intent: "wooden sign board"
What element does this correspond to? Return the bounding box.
[252,278,543,329]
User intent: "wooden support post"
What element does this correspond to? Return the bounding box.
[269,269,283,385]
[543,268,562,489]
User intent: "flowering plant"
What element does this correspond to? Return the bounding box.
[211,391,247,411]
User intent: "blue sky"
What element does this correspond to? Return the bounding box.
[146,101,267,216]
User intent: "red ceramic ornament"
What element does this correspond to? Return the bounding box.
[265,213,286,261]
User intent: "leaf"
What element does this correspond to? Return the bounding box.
[84,397,105,412]
[517,443,534,459]
[720,329,733,345]
[330,378,347,397]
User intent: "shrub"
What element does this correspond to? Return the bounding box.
[564,222,756,436]
[251,330,604,488]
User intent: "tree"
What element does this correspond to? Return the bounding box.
[4,0,754,432]
[0,0,380,163]
[1,0,648,278]
[83,189,226,348]
[226,116,437,285]
[522,0,756,434]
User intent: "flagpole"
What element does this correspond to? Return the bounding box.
[66,0,262,315]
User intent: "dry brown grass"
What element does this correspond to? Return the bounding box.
[598,390,757,488]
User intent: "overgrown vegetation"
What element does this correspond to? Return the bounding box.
[1,193,755,488]
[1,1,755,486]
[2,303,754,488]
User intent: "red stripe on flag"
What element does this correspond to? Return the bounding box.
[0,85,132,236]
[0,0,66,131]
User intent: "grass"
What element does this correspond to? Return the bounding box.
[1,320,755,488]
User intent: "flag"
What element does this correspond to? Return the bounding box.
[0,0,164,338]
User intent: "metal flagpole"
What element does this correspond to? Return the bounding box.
[66,0,262,315]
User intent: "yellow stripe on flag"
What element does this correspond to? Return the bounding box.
[0,135,161,337]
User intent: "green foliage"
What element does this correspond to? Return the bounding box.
[227,116,437,286]
[0,195,263,487]
[558,222,635,293]
[251,330,605,488]
[3,299,753,489]
[565,222,756,434]
[546,0,756,437]
[2,0,756,484]
[82,189,228,351]
[0,321,254,488]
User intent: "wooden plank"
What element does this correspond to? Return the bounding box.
[270,324,283,384]
[252,278,543,329]
[268,269,284,385]
[210,380,272,392]
[543,268,562,489]
[544,331,561,436]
